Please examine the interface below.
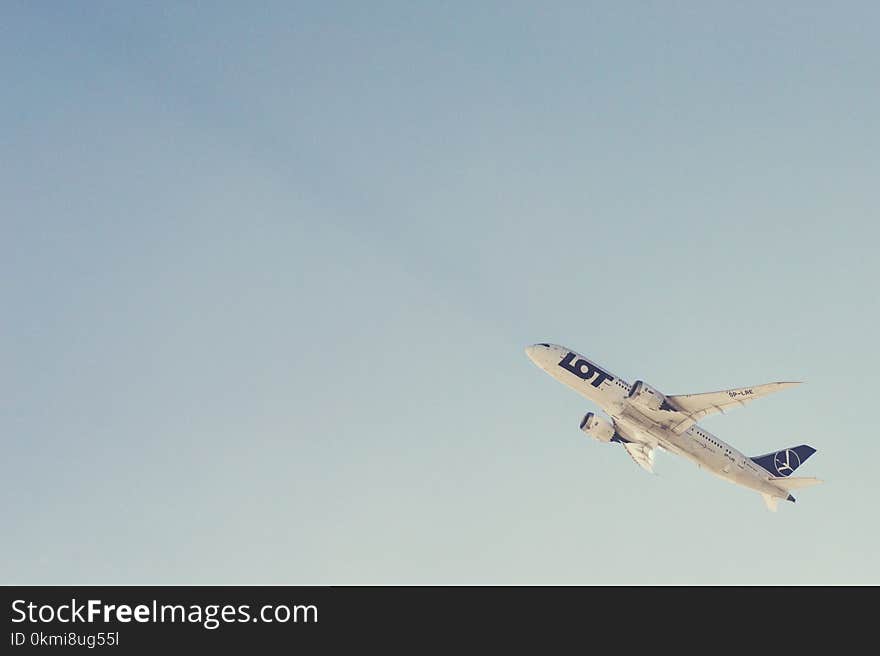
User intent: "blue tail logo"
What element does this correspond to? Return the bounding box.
[751,445,816,477]
[774,449,800,475]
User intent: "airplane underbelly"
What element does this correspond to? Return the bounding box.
[615,417,695,459]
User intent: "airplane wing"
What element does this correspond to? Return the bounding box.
[665,382,802,433]
[622,442,655,474]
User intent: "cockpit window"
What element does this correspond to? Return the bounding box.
[538,343,550,347]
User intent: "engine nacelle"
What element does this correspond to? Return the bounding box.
[579,412,617,443]
[627,380,676,412]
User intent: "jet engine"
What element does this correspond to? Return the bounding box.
[627,380,677,412]
[579,412,617,443]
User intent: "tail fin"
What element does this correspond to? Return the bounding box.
[751,445,816,477]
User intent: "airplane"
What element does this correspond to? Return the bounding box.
[525,343,822,511]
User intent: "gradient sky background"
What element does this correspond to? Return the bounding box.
[3,2,878,584]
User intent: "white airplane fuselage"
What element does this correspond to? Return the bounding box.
[526,343,796,503]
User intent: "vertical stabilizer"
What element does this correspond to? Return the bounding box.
[752,445,816,477]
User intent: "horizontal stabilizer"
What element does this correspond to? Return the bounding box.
[770,476,823,490]
[761,494,779,512]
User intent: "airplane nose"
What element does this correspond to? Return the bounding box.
[525,343,551,364]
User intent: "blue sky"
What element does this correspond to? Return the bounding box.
[3,2,878,583]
